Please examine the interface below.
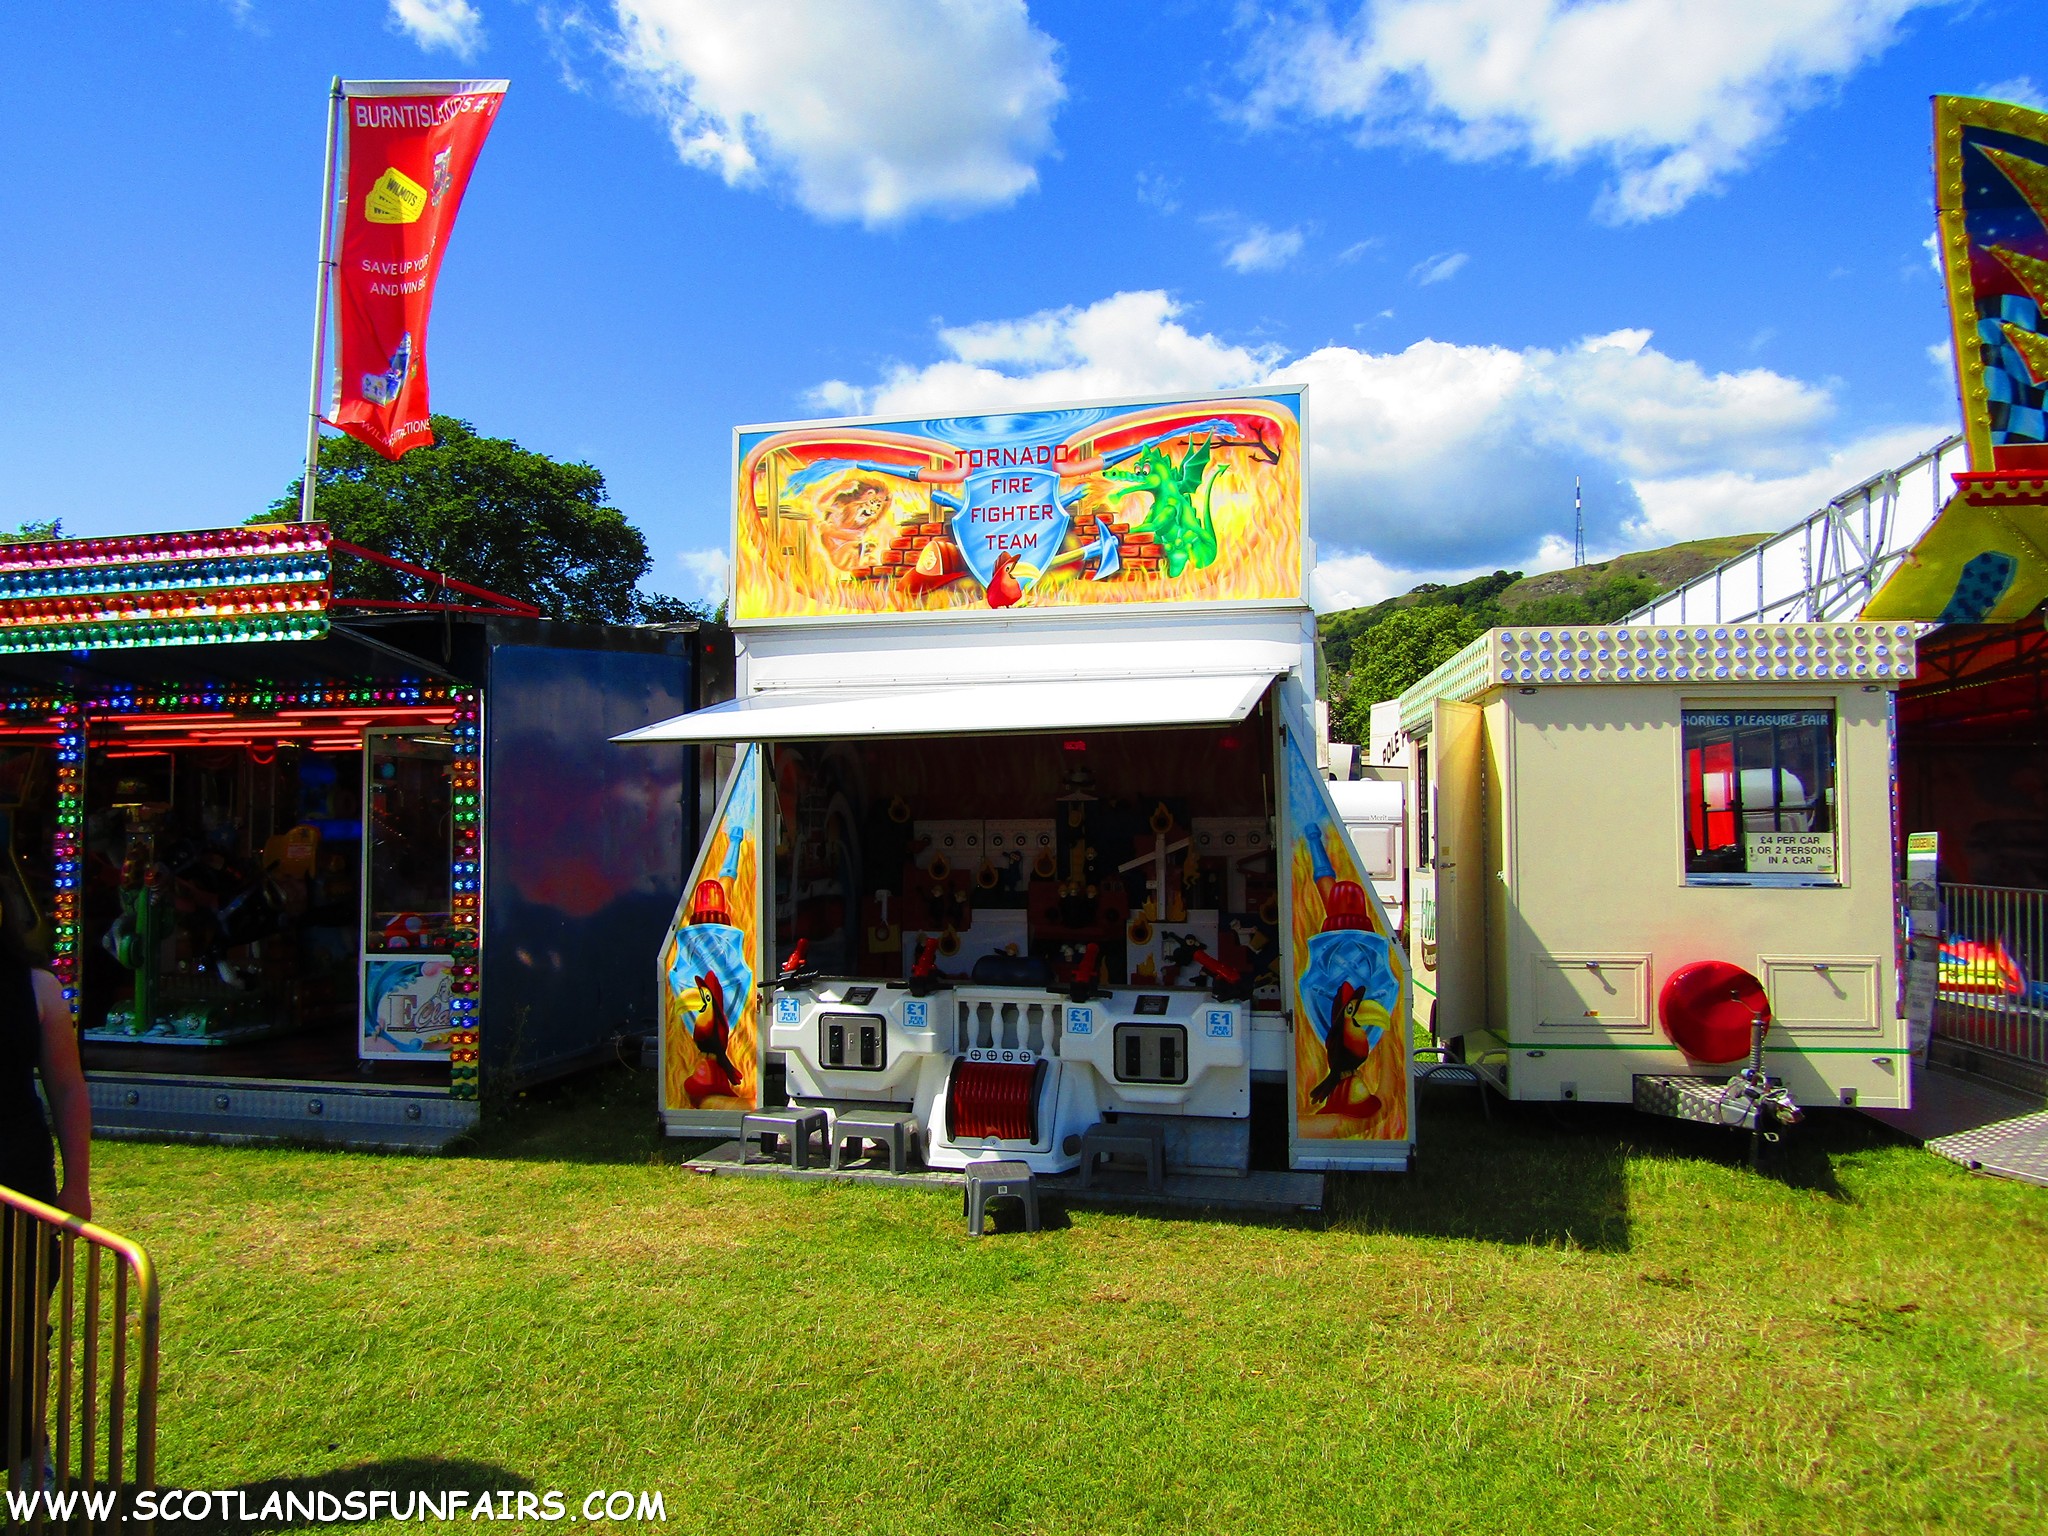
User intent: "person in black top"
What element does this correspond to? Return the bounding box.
[2,892,91,1480]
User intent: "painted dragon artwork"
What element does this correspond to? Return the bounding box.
[731,396,1303,621]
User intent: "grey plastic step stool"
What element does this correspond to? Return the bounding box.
[832,1109,918,1174]
[740,1106,829,1168]
[1078,1120,1165,1190]
[963,1159,1039,1235]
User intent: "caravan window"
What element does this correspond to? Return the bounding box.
[1681,708,1838,885]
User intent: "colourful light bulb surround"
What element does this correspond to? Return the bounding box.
[0,522,329,577]
[20,678,481,1048]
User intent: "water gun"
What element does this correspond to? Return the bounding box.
[908,934,945,998]
[1166,935,1255,1003]
[776,937,819,989]
[1055,942,1101,1004]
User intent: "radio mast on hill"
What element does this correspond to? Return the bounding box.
[1573,476,1585,568]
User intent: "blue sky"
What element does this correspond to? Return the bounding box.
[2,0,2042,608]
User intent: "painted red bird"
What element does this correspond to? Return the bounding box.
[1309,981,1385,1116]
[683,969,741,1106]
[986,551,1023,608]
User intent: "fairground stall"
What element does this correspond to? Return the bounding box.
[1862,94,2048,1088]
[1397,622,1917,1129]
[623,389,1413,1204]
[0,522,707,1147]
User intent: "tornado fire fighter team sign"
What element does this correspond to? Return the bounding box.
[731,391,1305,622]
[329,79,507,459]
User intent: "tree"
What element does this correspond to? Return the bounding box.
[260,417,697,625]
[633,589,725,626]
[1505,571,1663,627]
[1334,604,1489,743]
[1321,564,1673,742]
[1,518,62,544]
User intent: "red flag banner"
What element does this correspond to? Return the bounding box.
[330,79,507,459]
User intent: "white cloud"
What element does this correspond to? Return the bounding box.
[1528,532,1583,572]
[1924,230,1943,276]
[1136,171,1182,214]
[1245,0,1939,221]
[1625,424,1950,545]
[1223,224,1306,273]
[601,0,1064,225]
[1979,76,2048,113]
[808,289,1951,584]
[1410,250,1467,285]
[1312,548,1461,608]
[389,0,485,57]
[674,547,730,602]
[809,290,1283,417]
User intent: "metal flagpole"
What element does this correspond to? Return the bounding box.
[1573,476,1584,568]
[300,77,343,523]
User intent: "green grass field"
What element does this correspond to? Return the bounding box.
[92,1067,2048,1535]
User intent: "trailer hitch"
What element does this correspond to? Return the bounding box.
[1720,1012,1803,1166]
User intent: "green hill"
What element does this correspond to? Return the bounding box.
[1320,532,1772,742]
[1493,533,1771,609]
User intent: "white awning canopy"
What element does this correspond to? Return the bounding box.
[615,670,1281,744]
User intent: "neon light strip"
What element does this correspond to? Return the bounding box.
[12,671,484,1087]
[99,741,374,753]
[50,702,82,1020]
[1492,621,1920,686]
[0,615,328,654]
[99,708,446,733]
[0,587,329,629]
[0,523,328,575]
[0,559,328,602]
[88,685,461,710]
[446,690,482,1099]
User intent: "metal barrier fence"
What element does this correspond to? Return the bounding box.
[2,1183,158,1512]
[1935,882,2048,1070]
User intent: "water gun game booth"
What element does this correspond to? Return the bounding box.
[623,391,1413,1211]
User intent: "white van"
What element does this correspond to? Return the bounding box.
[1327,779,1405,936]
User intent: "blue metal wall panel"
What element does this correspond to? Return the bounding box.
[481,642,693,1086]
